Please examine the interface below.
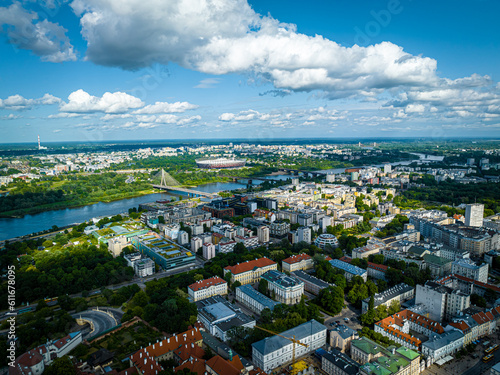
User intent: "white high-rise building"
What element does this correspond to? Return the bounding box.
[297,226,312,244]
[257,225,270,244]
[191,237,203,253]
[384,164,392,173]
[465,203,484,227]
[203,243,216,260]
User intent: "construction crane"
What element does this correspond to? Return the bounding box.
[254,325,309,375]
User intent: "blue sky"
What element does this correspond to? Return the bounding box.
[0,0,499,143]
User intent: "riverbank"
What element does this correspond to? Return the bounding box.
[0,189,156,218]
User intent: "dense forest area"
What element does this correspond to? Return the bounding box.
[402,180,500,214]
[0,239,134,308]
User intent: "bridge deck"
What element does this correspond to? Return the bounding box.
[152,185,216,197]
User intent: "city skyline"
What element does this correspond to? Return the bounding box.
[1,0,500,142]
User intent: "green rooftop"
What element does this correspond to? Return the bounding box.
[396,346,420,360]
[360,363,392,375]
[377,354,409,373]
[423,254,451,266]
[351,337,385,356]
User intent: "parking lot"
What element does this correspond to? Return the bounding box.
[320,301,363,332]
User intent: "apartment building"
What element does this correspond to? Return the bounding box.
[235,284,279,314]
[188,276,228,302]
[252,320,326,373]
[261,270,304,305]
[282,253,313,273]
[223,257,277,285]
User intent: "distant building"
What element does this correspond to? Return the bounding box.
[12,332,82,375]
[292,270,334,295]
[465,203,484,227]
[322,349,360,375]
[130,327,203,373]
[124,252,154,277]
[134,258,155,277]
[297,226,312,244]
[451,259,488,283]
[282,253,313,273]
[361,283,414,314]
[373,309,445,351]
[366,262,388,280]
[257,226,270,244]
[314,234,339,250]
[191,237,203,253]
[178,230,189,246]
[298,213,313,226]
[188,276,228,302]
[235,284,279,313]
[351,337,420,375]
[329,324,358,353]
[223,257,277,285]
[196,295,255,342]
[329,259,367,281]
[261,270,304,305]
[415,281,470,322]
[351,243,383,259]
[252,320,326,373]
[269,221,290,238]
[421,330,464,365]
[203,243,216,260]
[130,232,195,271]
[108,236,129,257]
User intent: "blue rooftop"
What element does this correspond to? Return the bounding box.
[329,259,367,276]
[237,284,280,311]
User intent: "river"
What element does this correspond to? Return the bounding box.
[0,177,293,241]
[0,155,440,242]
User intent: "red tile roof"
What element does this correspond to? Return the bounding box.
[375,312,422,348]
[368,262,388,272]
[282,253,311,264]
[436,274,500,293]
[224,257,276,275]
[130,327,202,375]
[206,355,241,375]
[339,256,352,264]
[174,343,205,363]
[449,321,470,333]
[188,276,226,292]
[175,358,206,375]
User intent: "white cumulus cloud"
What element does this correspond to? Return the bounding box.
[59,89,144,113]
[72,0,439,96]
[0,93,61,110]
[133,101,198,114]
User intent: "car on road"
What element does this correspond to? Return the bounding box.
[335,320,340,324]
[344,318,349,322]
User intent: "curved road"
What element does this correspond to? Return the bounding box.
[72,309,119,339]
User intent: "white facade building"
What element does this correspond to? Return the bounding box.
[297,226,312,244]
[188,276,228,302]
[261,270,304,305]
[191,237,203,253]
[203,243,216,260]
[451,259,489,283]
[252,320,326,373]
[257,225,270,244]
[465,203,484,227]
